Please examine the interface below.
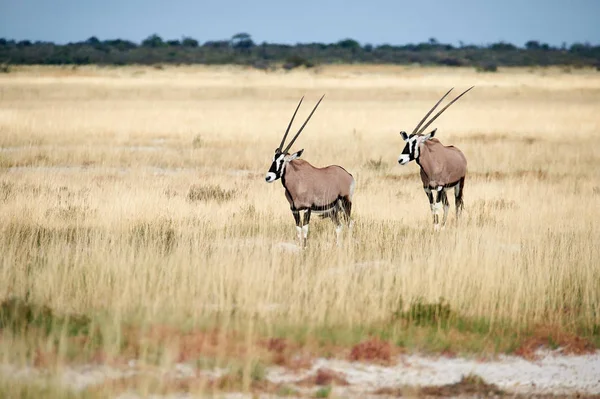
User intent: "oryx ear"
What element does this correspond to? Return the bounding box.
[400,131,409,141]
[422,128,437,141]
[286,149,304,161]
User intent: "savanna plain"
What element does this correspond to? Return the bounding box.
[0,65,599,397]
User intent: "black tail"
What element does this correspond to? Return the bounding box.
[456,176,465,213]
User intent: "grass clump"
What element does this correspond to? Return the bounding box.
[392,297,452,327]
[187,184,237,203]
[0,297,92,337]
[315,385,332,398]
[192,134,203,148]
[363,157,388,171]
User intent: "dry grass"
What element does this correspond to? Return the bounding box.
[0,65,599,395]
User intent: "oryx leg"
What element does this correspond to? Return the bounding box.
[292,209,303,245]
[440,189,450,227]
[302,209,311,246]
[331,207,344,245]
[432,186,444,230]
[424,187,438,226]
[455,177,465,219]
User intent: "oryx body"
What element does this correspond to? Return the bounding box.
[397,87,473,228]
[265,96,354,246]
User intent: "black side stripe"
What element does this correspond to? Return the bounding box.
[310,199,339,212]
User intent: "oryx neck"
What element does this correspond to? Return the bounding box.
[416,141,433,178]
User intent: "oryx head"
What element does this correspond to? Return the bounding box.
[265,95,325,183]
[398,86,474,166]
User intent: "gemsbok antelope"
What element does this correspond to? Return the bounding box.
[397,87,474,229]
[265,95,355,247]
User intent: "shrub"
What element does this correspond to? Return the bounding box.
[192,134,203,148]
[477,62,498,72]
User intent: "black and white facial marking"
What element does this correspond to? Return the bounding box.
[265,150,286,183]
[398,129,437,165]
[265,149,304,183]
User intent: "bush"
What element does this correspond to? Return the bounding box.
[477,62,498,72]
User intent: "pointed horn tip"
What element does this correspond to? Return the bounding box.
[282,95,324,153]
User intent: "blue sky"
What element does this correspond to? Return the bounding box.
[1,0,599,46]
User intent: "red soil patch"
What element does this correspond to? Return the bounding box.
[112,325,249,364]
[259,336,313,370]
[514,326,596,360]
[33,348,57,368]
[349,337,393,364]
[376,374,504,397]
[296,368,349,387]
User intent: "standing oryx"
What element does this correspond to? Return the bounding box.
[397,87,473,229]
[265,95,355,247]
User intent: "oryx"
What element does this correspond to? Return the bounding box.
[265,95,355,247]
[397,87,474,229]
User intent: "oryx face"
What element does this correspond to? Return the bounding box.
[398,132,420,165]
[398,129,436,165]
[265,149,304,183]
[265,150,286,183]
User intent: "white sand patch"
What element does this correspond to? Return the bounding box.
[1,350,599,396]
[267,350,600,395]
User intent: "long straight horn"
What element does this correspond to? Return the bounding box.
[417,86,474,135]
[411,88,454,135]
[283,94,325,153]
[279,96,304,151]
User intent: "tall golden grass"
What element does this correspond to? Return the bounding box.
[0,65,599,378]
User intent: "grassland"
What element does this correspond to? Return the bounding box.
[0,65,599,396]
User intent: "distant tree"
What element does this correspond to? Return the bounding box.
[231,33,254,49]
[337,38,360,50]
[490,42,517,51]
[104,39,137,51]
[167,39,181,46]
[85,36,100,45]
[525,40,540,50]
[142,34,165,48]
[363,43,373,52]
[181,37,199,47]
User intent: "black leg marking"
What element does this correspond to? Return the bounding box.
[440,190,449,226]
[292,209,301,227]
[425,187,436,225]
[303,209,311,226]
[425,187,434,205]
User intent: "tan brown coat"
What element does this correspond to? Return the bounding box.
[417,138,467,189]
[282,159,355,211]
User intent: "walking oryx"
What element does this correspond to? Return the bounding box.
[397,87,474,229]
[265,95,355,247]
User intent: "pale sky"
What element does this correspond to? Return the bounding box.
[1,0,599,47]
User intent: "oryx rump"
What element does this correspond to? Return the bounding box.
[265,95,355,246]
[397,87,473,228]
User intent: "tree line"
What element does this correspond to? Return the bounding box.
[1,33,599,70]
